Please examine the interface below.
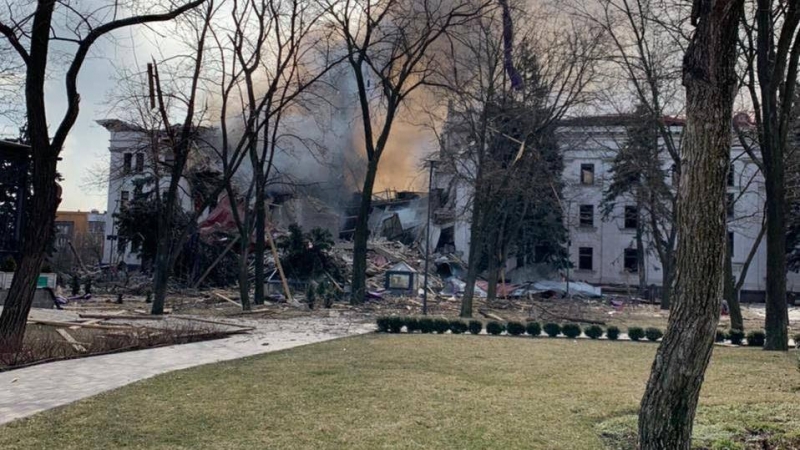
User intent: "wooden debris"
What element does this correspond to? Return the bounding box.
[478,308,506,322]
[29,319,133,331]
[55,329,87,353]
[168,314,255,330]
[78,313,165,321]
[213,291,242,307]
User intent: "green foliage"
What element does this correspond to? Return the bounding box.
[418,318,435,334]
[525,322,542,337]
[606,326,620,341]
[70,275,81,296]
[405,318,420,333]
[449,320,468,334]
[316,281,335,308]
[543,322,561,337]
[114,191,191,267]
[562,323,581,339]
[645,327,663,342]
[433,318,451,334]
[468,320,483,335]
[727,329,745,346]
[628,327,645,341]
[486,321,505,336]
[716,329,726,343]
[277,224,340,281]
[387,317,404,334]
[506,321,525,336]
[1,256,16,272]
[376,317,390,333]
[746,330,766,347]
[584,325,603,340]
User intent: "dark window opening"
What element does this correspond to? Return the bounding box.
[624,248,638,272]
[580,163,595,185]
[624,205,638,229]
[123,153,132,175]
[727,193,734,218]
[579,204,594,227]
[578,247,593,271]
[728,231,734,257]
[120,191,129,208]
[135,153,145,173]
[727,163,735,187]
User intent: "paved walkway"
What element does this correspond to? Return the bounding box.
[0,316,373,425]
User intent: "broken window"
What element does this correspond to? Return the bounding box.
[135,153,144,173]
[624,248,638,272]
[578,247,593,271]
[580,163,595,185]
[388,273,412,290]
[727,193,734,218]
[579,204,594,227]
[624,205,638,229]
[123,153,132,175]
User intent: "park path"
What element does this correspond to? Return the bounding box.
[0,315,373,425]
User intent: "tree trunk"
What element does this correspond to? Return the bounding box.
[253,174,266,306]
[238,240,251,311]
[638,1,741,447]
[724,242,744,331]
[150,234,172,315]
[764,179,789,349]
[660,258,671,310]
[351,159,378,305]
[486,252,499,302]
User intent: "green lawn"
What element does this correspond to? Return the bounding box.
[2,335,799,449]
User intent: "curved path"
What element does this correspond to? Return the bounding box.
[0,316,373,425]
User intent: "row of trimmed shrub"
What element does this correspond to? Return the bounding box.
[715,329,769,347]
[377,317,666,341]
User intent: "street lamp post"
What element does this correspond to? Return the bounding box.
[422,159,438,315]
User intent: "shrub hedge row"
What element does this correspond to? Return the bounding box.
[376,317,672,342]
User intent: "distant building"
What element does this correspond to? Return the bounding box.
[434,112,800,301]
[53,210,107,269]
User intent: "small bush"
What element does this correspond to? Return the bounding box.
[628,327,645,341]
[418,318,435,334]
[645,327,663,342]
[606,326,620,341]
[794,333,800,347]
[387,317,404,333]
[468,320,483,335]
[715,329,726,343]
[486,321,505,336]
[543,322,561,337]
[584,325,603,340]
[305,284,316,310]
[405,317,420,333]
[727,329,744,346]
[506,321,525,336]
[376,317,390,333]
[562,323,582,339]
[433,318,451,334]
[449,320,468,334]
[746,330,766,347]
[525,322,542,337]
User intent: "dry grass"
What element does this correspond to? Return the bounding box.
[1,335,798,449]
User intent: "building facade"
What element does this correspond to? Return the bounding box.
[434,113,800,300]
[53,210,107,270]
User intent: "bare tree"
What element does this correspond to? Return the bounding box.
[736,0,798,351]
[0,0,204,351]
[637,0,742,447]
[436,2,602,317]
[323,0,488,305]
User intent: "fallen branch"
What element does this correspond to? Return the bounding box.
[78,313,165,321]
[28,319,134,331]
[212,291,242,307]
[478,309,506,322]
